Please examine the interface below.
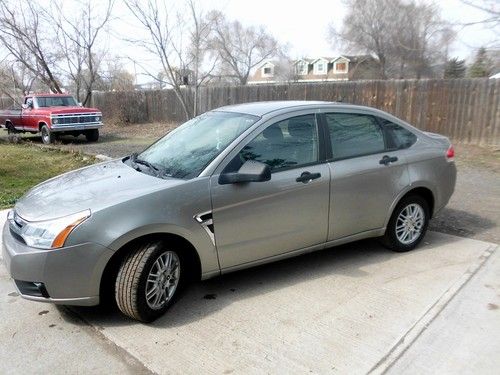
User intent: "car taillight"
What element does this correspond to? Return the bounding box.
[446,145,455,161]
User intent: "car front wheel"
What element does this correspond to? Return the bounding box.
[115,241,184,322]
[381,195,429,252]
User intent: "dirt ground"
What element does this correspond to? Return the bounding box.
[1,124,499,243]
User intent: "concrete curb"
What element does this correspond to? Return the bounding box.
[368,242,499,374]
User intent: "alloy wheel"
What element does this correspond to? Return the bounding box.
[145,251,181,310]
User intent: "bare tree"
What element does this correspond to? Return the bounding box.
[460,1,500,29]
[330,0,454,79]
[125,0,217,119]
[52,0,114,105]
[329,0,399,79]
[0,0,62,93]
[394,2,453,78]
[184,0,218,116]
[99,59,136,91]
[208,11,280,85]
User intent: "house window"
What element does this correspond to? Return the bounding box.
[262,66,274,77]
[314,61,326,75]
[296,62,308,75]
[335,62,347,73]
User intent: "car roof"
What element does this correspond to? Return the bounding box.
[213,100,342,116]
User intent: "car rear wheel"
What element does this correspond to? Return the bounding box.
[381,195,429,252]
[41,125,54,144]
[115,241,184,322]
[85,129,99,142]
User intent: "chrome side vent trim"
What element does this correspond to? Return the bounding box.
[194,211,215,245]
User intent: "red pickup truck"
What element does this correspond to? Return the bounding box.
[0,93,103,144]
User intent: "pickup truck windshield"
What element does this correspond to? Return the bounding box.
[36,96,78,107]
[137,111,259,179]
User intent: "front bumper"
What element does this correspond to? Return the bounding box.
[50,122,103,133]
[2,221,113,306]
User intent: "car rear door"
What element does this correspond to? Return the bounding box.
[210,112,330,270]
[321,111,410,240]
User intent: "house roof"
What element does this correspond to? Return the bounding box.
[258,60,277,69]
[333,55,373,63]
[311,57,336,64]
[293,58,315,65]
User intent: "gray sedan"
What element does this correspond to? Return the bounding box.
[2,101,456,322]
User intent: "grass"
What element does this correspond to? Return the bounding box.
[0,143,97,209]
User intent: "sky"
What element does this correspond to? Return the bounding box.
[106,0,498,83]
[7,0,493,84]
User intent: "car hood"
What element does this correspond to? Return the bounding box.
[15,159,183,221]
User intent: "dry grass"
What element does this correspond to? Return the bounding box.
[0,143,97,208]
[455,144,500,173]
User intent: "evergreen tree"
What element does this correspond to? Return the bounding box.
[444,57,466,78]
[468,47,492,78]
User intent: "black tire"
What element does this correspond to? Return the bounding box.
[380,195,430,252]
[85,129,99,142]
[41,124,54,144]
[115,241,185,322]
[7,124,19,143]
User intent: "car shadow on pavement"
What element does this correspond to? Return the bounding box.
[430,208,497,239]
[64,232,466,328]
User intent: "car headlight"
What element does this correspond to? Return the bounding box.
[16,210,91,249]
[52,118,59,124]
[95,116,101,122]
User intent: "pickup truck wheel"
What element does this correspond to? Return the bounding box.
[85,129,99,142]
[115,241,185,322]
[40,125,54,144]
[7,126,20,143]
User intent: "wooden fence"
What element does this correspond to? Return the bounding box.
[91,79,500,146]
[2,78,499,145]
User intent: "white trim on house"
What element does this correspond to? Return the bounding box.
[261,62,275,78]
[296,61,309,75]
[333,59,349,74]
[313,58,329,75]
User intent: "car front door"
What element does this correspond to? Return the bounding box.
[323,112,410,240]
[210,112,330,270]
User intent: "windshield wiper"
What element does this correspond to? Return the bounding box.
[130,153,163,177]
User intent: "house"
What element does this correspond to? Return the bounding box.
[247,55,381,84]
[249,61,278,84]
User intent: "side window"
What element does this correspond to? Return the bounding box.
[227,114,319,173]
[378,118,417,149]
[325,113,385,160]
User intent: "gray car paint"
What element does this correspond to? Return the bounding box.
[2,101,457,305]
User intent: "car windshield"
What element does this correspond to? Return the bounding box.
[136,111,259,179]
[36,96,78,107]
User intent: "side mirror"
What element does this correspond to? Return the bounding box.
[21,104,28,109]
[78,102,83,107]
[219,160,271,185]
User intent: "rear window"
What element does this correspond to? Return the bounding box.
[378,118,417,149]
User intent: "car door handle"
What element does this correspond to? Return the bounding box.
[379,155,398,165]
[296,171,321,183]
